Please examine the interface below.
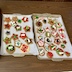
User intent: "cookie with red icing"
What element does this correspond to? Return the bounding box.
[24,26,31,32]
[65,51,70,57]
[4,24,11,29]
[37,40,44,47]
[47,52,53,58]
[3,37,11,44]
[20,44,29,53]
[22,17,28,22]
[20,33,27,39]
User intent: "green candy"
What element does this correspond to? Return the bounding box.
[36,16,39,19]
[18,19,22,23]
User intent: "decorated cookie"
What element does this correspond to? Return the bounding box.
[11,21,17,27]
[38,36,43,40]
[44,46,49,52]
[56,48,64,56]
[37,40,44,47]
[43,19,47,24]
[22,17,28,22]
[60,33,65,39]
[36,21,42,27]
[45,32,51,37]
[20,33,27,39]
[12,17,18,22]
[37,28,44,34]
[59,28,64,34]
[47,52,53,58]
[54,38,61,45]
[38,48,45,56]
[48,44,56,50]
[25,38,33,44]
[45,27,50,32]
[4,24,11,29]
[6,31,10,35]
[24,26,31,32]
[55,22,62,28]
[3,37,11,44]
[20,44,29,52]
[48,19,55,25]
[6,45,15,54]
[44,37,52,44]
[11,34,18,40]
[61,44,65,49]
[51,24,57,31]
[65,51,70,57]
[14,40,22,48]
[63,40,67,44]
[4,17,11,23]
[15,25,22,31]
[51,31,57,37]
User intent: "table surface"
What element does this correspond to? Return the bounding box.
[0,1,72,72]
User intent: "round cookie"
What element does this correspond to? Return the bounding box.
[6,45,15,54]
[36,21,42,27]
[47,52,53,58]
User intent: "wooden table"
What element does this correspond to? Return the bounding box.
[0,1,72,72]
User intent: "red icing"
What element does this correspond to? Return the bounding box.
[22,17,28,22]
[47,52,53,58]
[21,44,28,52]
[20,33,27,39]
